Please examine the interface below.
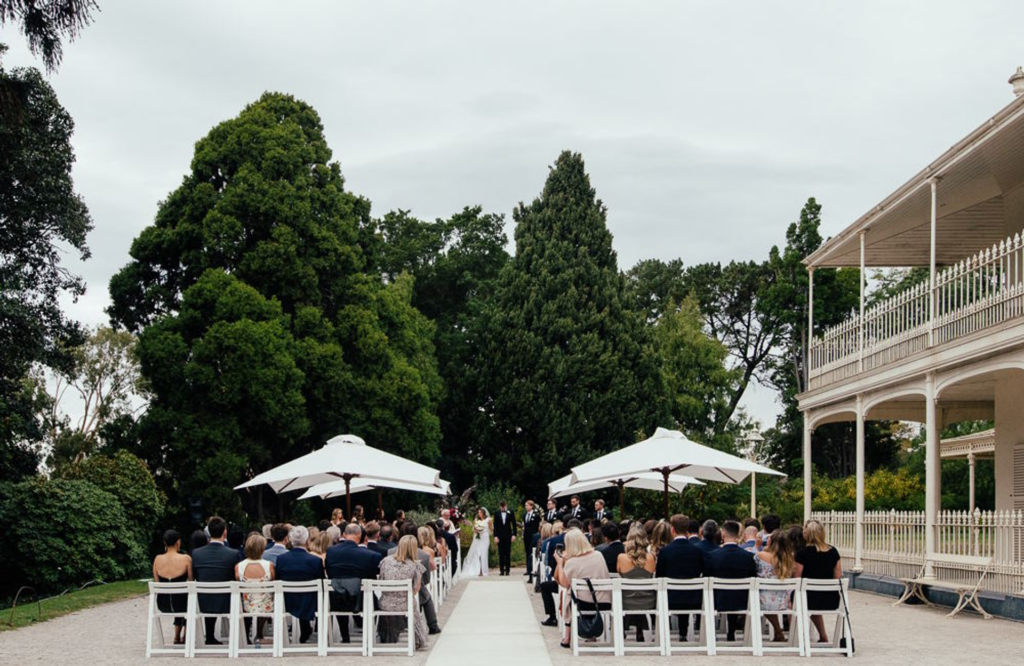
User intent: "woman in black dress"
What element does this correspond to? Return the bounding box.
[152,529,194,644]
[795,519,842,643]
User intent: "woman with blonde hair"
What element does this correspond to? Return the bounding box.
[308,531,331,560]
[554,528,611,649]
[756,529,798,642]
[796,519,842,643]
[236,533,274,647]
[378,535,429,649]
[649,521,672,557]
[617,523,657,642]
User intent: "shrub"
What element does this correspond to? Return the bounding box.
[0,478,147,595]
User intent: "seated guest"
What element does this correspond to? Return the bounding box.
[687,518,702,543]
[437,519,459,577]
[756,529,796,642]
[393,510,406,530]
[643,519,657,539]
[696,519,720,554]
[379,524,397,553]
[787,524,806,551]
[227,524,246,558]
[554,528,611,649]
[262,524,289,564]
[416,526,442,635]
[261,524,273,544]
[596,522,624,572]
[378,535,429,649]
[191,516,243,645]
[365,521,388,557]
[352,505,365,525]
[308,532,331,561]
[655,514,705,642]
[532,522,551,587]
[617,524,657,642]
[538,520,570,627]
[706,520,757,641]
[761,514,781,546]
[189,529,209,553]
[742,525,760,552]
[589,519,605,547]
[796,520,842,643]
[318,519,332,533]
[325,523,382,643]
[274,526,323,644]
[153,529,193,645]
[236,533,274,646]
[650,521,672,557]
[308,526,320,543]
[326,525,342,545]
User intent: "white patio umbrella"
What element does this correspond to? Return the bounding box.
[298,477,452,500]
[570,427,784,517]
[235,434,442,517]
[548,471,704,519]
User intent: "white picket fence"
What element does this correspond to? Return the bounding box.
[809,232,1024,389]
[811,509,1024,596]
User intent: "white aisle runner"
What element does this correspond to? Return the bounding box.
[426,579,552,666]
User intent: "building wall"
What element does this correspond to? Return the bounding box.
[1002,182,1024,238]
[994,372,1024,512]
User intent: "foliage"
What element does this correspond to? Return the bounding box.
[1,580,149,632]
[0,61,91,480]
[810,468,925,511]
[60,449,165,550]
[0,478,146,595]
[108,93,442,521]
[0,0,98,72]
[475,152,669,499]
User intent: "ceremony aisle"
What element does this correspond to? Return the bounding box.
[426,578,552,666]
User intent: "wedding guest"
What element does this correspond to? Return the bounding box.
[597,522,623,573]
[262,524,289,564]
[227,524,246,558]
[417,526,442,634]
[307,526,320,543]
[189,529,209,553]
[643,519,657,539]
[655,515,705,642]
[796,520,842,644]
[593,499,608,522]
[756,528,797,642]
[696,519,720,554]
[308,532,331,560]
[687,518,702,543]
[589,518,605,548]
[331,508,345,528]
[787,524,807,551]
[326,525,342,545]
[365,521,388,557]
[153,529,192,645]
[538,520,572,627]
[379,524,398,552]
[617,524,656,642]
[326,523,381,643]
[742,525,760,552]
[275,527,323,644]
[554,528,611,648]
[192,517,242,645]
[352,505,365,525]
[236,533,274,647]
[261,524,273,543]
[650,521,673,557]
[706,520,757,642]
[318,519,332,533]
[393,510,406,530]
[761,514,781,545]
[378,536,429,649]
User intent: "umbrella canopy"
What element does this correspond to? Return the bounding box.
[298,477,452,500]
[548,472,702,498]
[570,427,784,517]
[235,434,442,516]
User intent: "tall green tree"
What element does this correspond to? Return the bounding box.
[0,59,91,480]
[109,93,442,519]
[476,151,668,498]
[0,1,98,72]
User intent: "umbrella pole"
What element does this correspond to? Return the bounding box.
[345,475,352,520]
[617,481,625,521]
[377,489,384,521]
[662,468,670,519]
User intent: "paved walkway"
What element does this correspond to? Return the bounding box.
[427,577,552,666]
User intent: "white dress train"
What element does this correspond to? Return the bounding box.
[461,519,491,577]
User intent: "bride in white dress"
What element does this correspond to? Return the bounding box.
[461,507,492,577]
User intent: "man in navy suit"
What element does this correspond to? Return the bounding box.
[191,516,243,644]
[696,519,721,555]
[687,518,702,544]
[274,525,325,643]
[364,521,389,558]
[325,523,382,643]
[705,520,758,641]
[655,514,706,642]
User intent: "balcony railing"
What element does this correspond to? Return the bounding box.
[812,509,1024,596]
[809,231,1024,390]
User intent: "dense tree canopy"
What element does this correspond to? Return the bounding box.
[475,152,668,498]
[0,0,98,72]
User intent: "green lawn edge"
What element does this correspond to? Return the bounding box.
[1,580,149,632]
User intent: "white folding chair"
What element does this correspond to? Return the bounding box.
[801,578,853,657]
[146,581,193,658]
[618,577,664,656]
[707,577,759,655]
[191,581,238,657]
[277,580,323,656]
[321,579,366,655]
[756,578,805,656]
[364,579,416,657]
[235,580,281,657]
[661,577,714,656]
[570,578,617,656]
[432,557,444,607]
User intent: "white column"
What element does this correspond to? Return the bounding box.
[854,394,865,572]
[928,178,938,346]
[967,450,976,514]
[807,266,815,389]
[859,230,866,371]
[924,372,939,574]
[803,415,813,521]
[750,472,756,518]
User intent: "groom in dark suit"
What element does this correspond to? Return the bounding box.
[493,500,517,576]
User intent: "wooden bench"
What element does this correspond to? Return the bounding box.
[893,554,993,618]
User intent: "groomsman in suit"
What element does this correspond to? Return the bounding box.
[191,516,243,644]
[545,498,560,523]
[593,499,608,522]
[521,500,541,583]
[493,500,517,575]
[566,495,588,521]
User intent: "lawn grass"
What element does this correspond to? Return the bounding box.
[1,580,149,632]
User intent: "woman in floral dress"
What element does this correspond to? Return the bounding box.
[755,528,797,642]
[378,535,429,649]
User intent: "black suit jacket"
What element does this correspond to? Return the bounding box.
[275,547,324,621]
[566,505,588,522]
[598,540,624,573]
[522,509,541,542]
[192,541,243,613]
[325,540,382,580]
[440,531,459,573]
[544,508,560,523]
[366,541,389,558]
[655,538,706,609]
[493,510,517,541]
[696,538,720,556]
[706,544,757,611]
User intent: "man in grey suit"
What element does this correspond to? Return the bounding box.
[262,524,290,564]
[191,516,243,645]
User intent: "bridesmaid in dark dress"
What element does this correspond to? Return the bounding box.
[795,520,842,643]
[153,529,194,645]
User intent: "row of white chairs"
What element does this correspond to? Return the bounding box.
[558,576,853,658]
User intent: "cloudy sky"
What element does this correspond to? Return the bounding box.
[4,0,1023,428]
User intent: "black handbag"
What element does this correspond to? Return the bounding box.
[571,578,605,639]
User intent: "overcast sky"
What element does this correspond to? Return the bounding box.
[4,0,1023,429]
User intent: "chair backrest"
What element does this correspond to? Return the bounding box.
[237,580,278,595]
[363,579,413,593]
[278,580,321,594]
[756,577,801,593]
[193,581,235,593]
[663,577,709,592]
[149,581,191,594]
[618,577,661,592]
[707,576,756,592]
[933,554,993,570]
